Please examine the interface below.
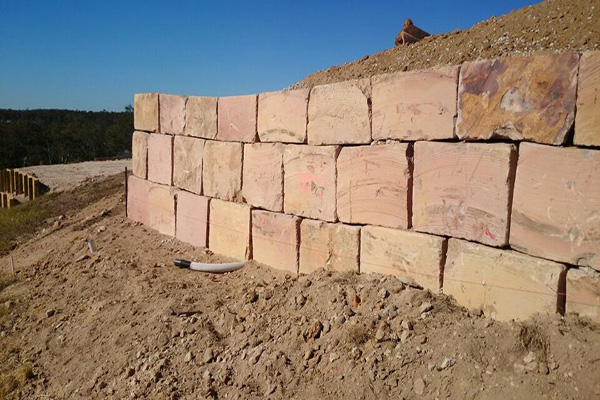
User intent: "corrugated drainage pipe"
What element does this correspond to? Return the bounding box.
[174,258,245,273]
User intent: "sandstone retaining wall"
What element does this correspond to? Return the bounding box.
[129,51,600,322]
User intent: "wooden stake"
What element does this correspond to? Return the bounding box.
[10,255,15,276]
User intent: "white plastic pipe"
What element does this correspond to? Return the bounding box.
[174,259,245,273]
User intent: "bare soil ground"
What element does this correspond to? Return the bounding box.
[290,0,600,89]
[21,159,131,192]
[0,174,599,399]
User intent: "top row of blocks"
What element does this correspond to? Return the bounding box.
[135,51,600,147]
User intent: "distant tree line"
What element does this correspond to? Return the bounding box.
[0,107,133,169]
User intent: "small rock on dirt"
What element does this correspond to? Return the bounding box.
[414,378,425,395]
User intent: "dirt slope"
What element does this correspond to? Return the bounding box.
[0,174,599,399]
[290,0,600,89]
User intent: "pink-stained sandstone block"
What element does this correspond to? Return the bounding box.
[566,267,600,323]
[185,96,217,139]
[176,191,209,248]
[444,239,565,322]
[299,219,360,273]
[203,141,243,201]
[134,93,159,132]
[283,145,338,222]
[147,134,173,186]
[308,79,371,145]
[361,226,445,291]
[127,175,150,225]
[252,210,300,273]
[574,51,600,146]
[209,199,251,260]
[132,131,149,179]
[510,143,600,269]
[242,143,284,212]
[126,176,175,237]
[173,136,204,194]
[337,144,411,229]
[372,66,459,140]
[159,94,186,135]
[258,89,309,143]
[413,141,516,247]
[217,95,257,142]
[457,53,578,145]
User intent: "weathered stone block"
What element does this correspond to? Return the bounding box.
[258,89,309,143]
[283,145,338,221]
[173,136,204,194]
[159,94,186,135]
[242,143,284,212]
[413,141,516,247]
[337,143,410,228]
[574,51,600,147]
[372,66,458,140]
[457,53,578,145]
[185,96,217,139]
[444,238,566,321]
[360,226,445,291]
[134,93,159,132]
[307,79,371,145]
[299,220,360,273]
[217,95,257,142]
[566,267,600,323]
[510,143,600,269]
[127,176,175,236]
[252,210,300,273]
[209,199,251,260]
[176,191,209,248]
[147,134,173,186]
[127,175,150,225]
[203,141,243,201]
[132,131,149,179]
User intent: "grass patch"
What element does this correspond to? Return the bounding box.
[0,361,33,400]
[0,173,124,257]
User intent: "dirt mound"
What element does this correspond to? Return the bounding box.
[290,0,600,90]
[0,174,599,399]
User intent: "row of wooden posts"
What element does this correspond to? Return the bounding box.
[0,169,41,209]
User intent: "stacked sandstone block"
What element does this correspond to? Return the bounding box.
[129,51,600,322]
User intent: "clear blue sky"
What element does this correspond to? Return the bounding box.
[0,0,538,112]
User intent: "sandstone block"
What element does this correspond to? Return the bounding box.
[360,226,445,291]
[132,131,149,179]
[185,96,217,139]
[283,145,338,221]
[217,95,257,142]
[173,136,204,194]
[258,89,309,143]
[444,238,566,321]
[127,175,150,225]
[299,220,360,273]
[307,79,371,145]
[413,141,516,247]
[203,141,243,201]
[134,93,159,132]
[176,191,209,248]
[127,176,175,236]
[147,134,173,186]
[252,210,300,273]
[159,94,186,135]
[209,199,251,260]
[242,143,284,212]
[457,53,578,145]
[337,143,411,228]
[574,51,600,146]
[372,66,458,140]
[148,183,175,236]
[510,143,600,268]
[566,267,600,323]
